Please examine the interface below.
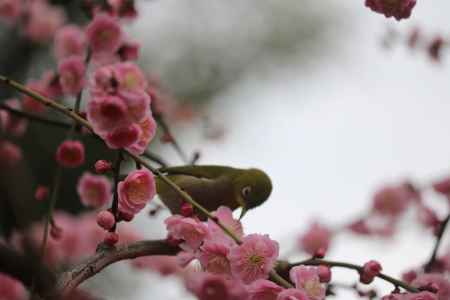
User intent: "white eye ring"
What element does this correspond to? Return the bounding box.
[242,186,252,197]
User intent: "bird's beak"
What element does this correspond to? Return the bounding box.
[239,206,248,220]
[236,195,247,220]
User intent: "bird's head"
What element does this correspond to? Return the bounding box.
[233,168,273,219]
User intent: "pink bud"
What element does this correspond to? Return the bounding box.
[318,265,332,283]
[118,210,134,222]
[95,160,112,174]
[34,185,49,201]
[104,232,119,246]
[97,211,115,230]
[360,260,382,284]
[314,247,326,259]
[56,140,85,168]
[180,202,194,217]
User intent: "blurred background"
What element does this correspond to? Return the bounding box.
[2,0,450,299]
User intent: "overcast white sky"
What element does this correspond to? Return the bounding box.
[84,1,450,299]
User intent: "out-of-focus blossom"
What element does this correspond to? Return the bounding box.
[248,279,282,300]
[372,184,415,217]
[77,173,112,208]
[298,222,332,256]
[58,56,86,95]
[56,140,85,168]
[25,1,65,43]
[85,14,122,54]
[0,140,22,168]
[118,41,140,61]
[94,160,112,174]
[0,99,28,137]
[103,123,141,149]
[365,0,416,21]
[22,81,48,113]
[0,0,22,24]
[0,272,27,300]
[412,274,450,300]
[34,185,49,202]
[54,25,86,60]
[276,288,310,300]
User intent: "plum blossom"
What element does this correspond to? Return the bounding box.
[54,25,86,60]
[372,184,415,217]
[56,140,85,168]
[118,168,156,216]
[412,274,450,300]
[0,98,28,137]
[207,206,244,245]
[85,14,122,54]
[87,95,130,134]
[58,56,86,95]
[365,0,416,21]
[0,140,22,168]
[94,160,112,174]
[77,173,112,208]
[290,266,326,300]
[0,272,27,300]
[24,1,65,43]
[248,279,283,300]
[360,260,382,284]
[198,241,232,276]
[118,41,140,61]
[165,215,209,252]
[277,288,310,300]
[103,123,141,149]
[0,0,22,24]
[228,233,279,284]
[35,185,49,201]
[298,222,332,256]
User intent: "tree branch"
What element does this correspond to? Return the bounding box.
[289,258,419,293]
[58,239,180,296]
[424,213,450,272]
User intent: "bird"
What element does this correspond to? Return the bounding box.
[155,165,272,220]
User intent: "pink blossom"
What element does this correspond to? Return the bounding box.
[165,215,209,252]
[298,222,332,256]
[90,64,117,96]
[87,95,130,134]
[56,140,85,168]
[121,90,151,123]
[277,288,310,300]
[126,115,157,155]
[0,272,27,300]
[114,62,148,94]
[77,172,112,208]
[118,168,156,215]
[365,0,416,21]
[372,184,413,217]
[103,123,141,149]
[94,160,112,174]
[58,56,86,95]
[85,14,122,54]
[207,206,244,246]
[198,241,232,276]
[108,0,138,19]
[41,70,63,98]
[317,266,331,283]
[0,0,22,24]
[34,185,49,201]
[0,99,28,137]
[25,1,65,43]
[0,140,22,168]
[433,177,450,196]
[54,25,86,60]
[248,279,283,300]
[290,266,326,300]
[412,274,450,300]
[185,272,246,300]
[382,292,438,300]
[228,233,279,284]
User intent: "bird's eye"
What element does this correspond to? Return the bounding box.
[241,186,252,197]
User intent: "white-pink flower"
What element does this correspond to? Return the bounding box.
[207,206,244,246]
[290,266,326,300]
[58,56,86,95]
[198,241,232,276]
[118,168,156,215]
[248,279,283,300]
[54,25,86,60]
[77,172,112,208]
[125,115,157,155]
[165,215,209,252]
[228,233,279,284]
[85,14,122,54]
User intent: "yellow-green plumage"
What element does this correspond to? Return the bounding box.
[155,165,272,220]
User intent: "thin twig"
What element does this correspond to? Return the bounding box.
[289,258,419,293]
[154,113,189,164]
[424,213,450,272]
[110,151,123,231]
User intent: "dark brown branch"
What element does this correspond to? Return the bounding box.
[289,258,419,293]
[58,239,179,296]
[424,213,450,272]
